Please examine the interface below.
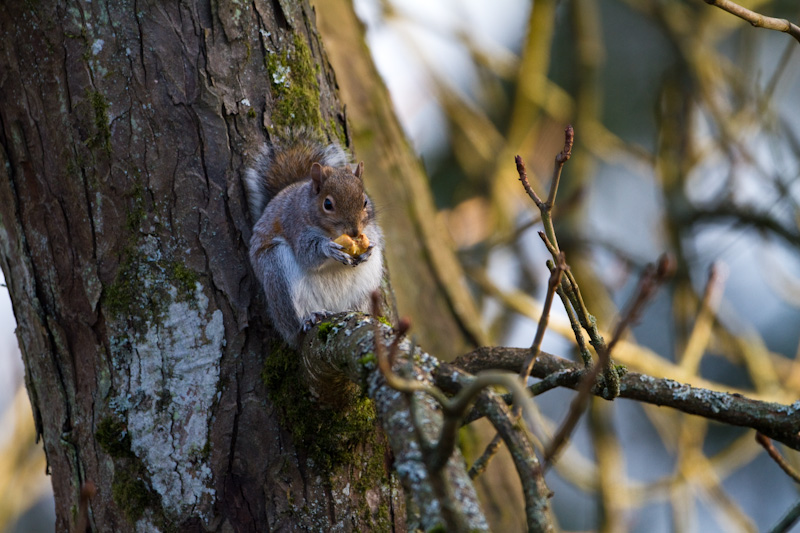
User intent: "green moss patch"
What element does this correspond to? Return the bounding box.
[112,467,158,523]
[317,321,334,342]
[95,417,133,459]
[102,179,199,331]
[358,353,376,366]
[170,262,200,302]
[354,440,392,529]
[262,343,377,473]
[97,415,163,525]
[87,90,112,154]
[104,255,199,331]
[265,33,323,132]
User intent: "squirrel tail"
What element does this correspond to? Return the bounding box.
[244,144,274,223]
[245,138,349,223]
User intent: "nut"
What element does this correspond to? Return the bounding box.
[334,233,370,256]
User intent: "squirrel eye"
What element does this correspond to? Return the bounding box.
[363,198,368,209]
[323,197,334,211]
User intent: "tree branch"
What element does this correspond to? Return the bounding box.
[541,255,672,466]
[686,203,800,249]
[515,128,622,401]
[442,372,554,532]
[704,0,800,44]
[447,347,800,452]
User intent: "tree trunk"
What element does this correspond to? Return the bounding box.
[0,1,405,530]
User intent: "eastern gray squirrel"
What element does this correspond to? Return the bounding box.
[246,137,384,347]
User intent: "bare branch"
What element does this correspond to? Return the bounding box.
[704,0,800,44]
[519,130,624,401]
[515,125,574,252]
[554,281,593,366]
[523,248,567,381]
[448,348,800,452]
[363,295,554,530]
[606,254,674,358]
[455,380,554,531]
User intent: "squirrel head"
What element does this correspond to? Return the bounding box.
[310,162,371,238]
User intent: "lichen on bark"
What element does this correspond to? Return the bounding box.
[103,282,223,524]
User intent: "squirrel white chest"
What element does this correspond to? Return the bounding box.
[275,242,383,318]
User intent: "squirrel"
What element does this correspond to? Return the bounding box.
[246,137,384,347]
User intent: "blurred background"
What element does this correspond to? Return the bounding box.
[356,0,800,530]
[2,0,800,531]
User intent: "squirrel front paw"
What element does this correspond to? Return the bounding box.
[327,240,355,266]
[301,311,332,332]
[351,244,374,266]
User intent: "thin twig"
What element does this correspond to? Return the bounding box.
[542,256,672,467]
[607,254,674,358]
[704,0,800,44]
[468,434,503,479]
[756,433,800,484]
[516,125,574,253]
[768,499,800,533]
[562,270,594,332]
[517,130,602,368]
[519,127,605,371]
[470,249,566,478]
[547,125,574,209]
[523,246,567,380]
[541,353,606,467]
[517,155,545,208]
[554,283,593,366]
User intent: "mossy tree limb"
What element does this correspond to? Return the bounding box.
[298,312,491,532]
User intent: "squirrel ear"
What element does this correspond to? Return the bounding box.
[354,161,364,180]
[311,162,324,193]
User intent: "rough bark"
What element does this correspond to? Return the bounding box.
[0,1,403,531]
